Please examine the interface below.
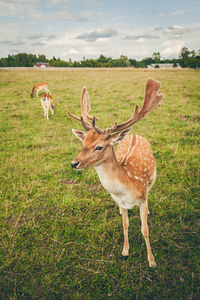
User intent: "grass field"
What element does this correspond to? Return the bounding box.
[0,68,199,299]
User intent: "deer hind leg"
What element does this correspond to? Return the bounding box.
[44,87,51,95]
[41,100,46,118]
[120,207,129,258]
[140,198,156,267]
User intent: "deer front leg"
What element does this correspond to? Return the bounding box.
[140,199,156,267]
[45,108,47,118]
[46,106,49,119]
[120,207,129,258]
[41,101,46,118]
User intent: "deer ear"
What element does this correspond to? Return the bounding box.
[109,127,132,145]
[72,129,86,141]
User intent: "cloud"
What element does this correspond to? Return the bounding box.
[124,34,159,41]
[0,23,22,44]
[86,1,105,7]
[56,11,94,22]
[0,40,11,45]
[28,9,44,20]
[31,42,46,46]
[0,39,25,46]
[171,9,188,16]
[161,40,184,58]
[52,0,70,3]
[27,34,44,39]
[76,28,118,42]
[11,41,26,45]
[62,49,79,57]
[0,0,38,16]
[47,34,57,39]
[163,23,200,35]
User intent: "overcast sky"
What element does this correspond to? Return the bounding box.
[0,0,200,61]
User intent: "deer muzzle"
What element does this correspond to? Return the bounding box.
[71,161,80,169]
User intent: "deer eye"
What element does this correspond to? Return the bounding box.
[95,146,103,151]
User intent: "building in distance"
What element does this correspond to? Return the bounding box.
[34,62,51,68]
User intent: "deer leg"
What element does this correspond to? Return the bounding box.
[140,199,156,267]
[120,207,129,258]
[41,101,46,118]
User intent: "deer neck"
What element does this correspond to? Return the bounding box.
[94,148,130,195]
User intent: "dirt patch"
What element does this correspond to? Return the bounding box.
[179,115,189,121]
[59,178,78,185]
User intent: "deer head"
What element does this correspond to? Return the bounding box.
[68,78,163,170]
[26,88,33,98]
[51,96,59,114]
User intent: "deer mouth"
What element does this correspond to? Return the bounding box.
[71,161,84,170]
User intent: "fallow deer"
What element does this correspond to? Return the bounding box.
[68,78,164,267]
[31,82,51,98]
[41,94,59,119]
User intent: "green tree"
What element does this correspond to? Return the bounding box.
[152,52,161,63]
[113,55,130,67]
[190,50,196,58]
[179,47,190,59]
[97,55,108,65]
[38,54,47,62]
[140,57,154,68]
[179,47,190,67]
[129,58,137,67]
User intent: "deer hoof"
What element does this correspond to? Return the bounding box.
[121,255,129,260]
[149,260,156,268]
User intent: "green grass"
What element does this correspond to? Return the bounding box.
[0,68,199,299]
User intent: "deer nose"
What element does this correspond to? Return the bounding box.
[71,161,80,169]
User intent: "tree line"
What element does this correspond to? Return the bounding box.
[0,47,200,69]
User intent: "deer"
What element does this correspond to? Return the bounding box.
[41,94,59,119]
[68,78,164,267]
[30,82,51,98]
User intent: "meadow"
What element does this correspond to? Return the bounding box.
[0,68,199,299]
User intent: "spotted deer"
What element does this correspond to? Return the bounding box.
[41,94,59,119]
[68,78,164,267]
[30,82,51,98]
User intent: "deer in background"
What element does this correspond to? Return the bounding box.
[41,94,59,119]
[68,78,164,267]
[30,82,51,98]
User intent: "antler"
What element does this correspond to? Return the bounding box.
[88,78,163,137]
[68,87,98,131]
[68,78,164,136]
[92,117,118,136]
[107,78,164,134]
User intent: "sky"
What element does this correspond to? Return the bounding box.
[0,0,200,61]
